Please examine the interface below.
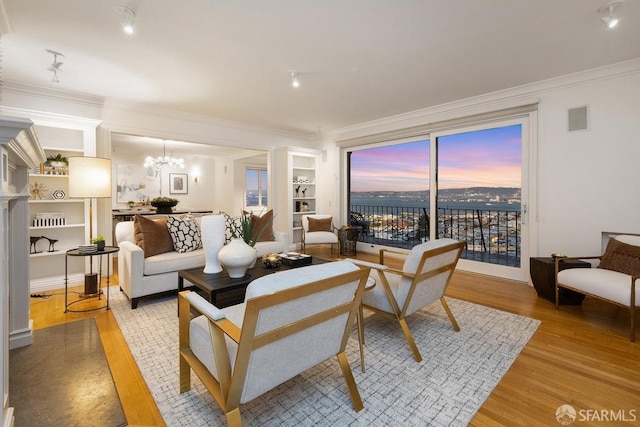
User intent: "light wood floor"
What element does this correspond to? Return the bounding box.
[29,247,639,426]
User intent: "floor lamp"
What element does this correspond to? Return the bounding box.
[68,156,112,296]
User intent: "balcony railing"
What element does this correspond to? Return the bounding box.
[350,204,521,267]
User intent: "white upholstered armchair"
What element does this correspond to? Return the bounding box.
[349,238,465,362]
[178,260,371,426]
[301,214,338,253]
[555,234,640,342]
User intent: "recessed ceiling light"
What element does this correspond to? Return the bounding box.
[288,70,300,88]
[116,5,136,35]
[598,0,624,29]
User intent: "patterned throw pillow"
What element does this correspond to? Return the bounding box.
[167,215,202,253]
[598,238,640,277]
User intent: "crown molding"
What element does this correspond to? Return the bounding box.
[100,99,317,141]
[330,58,640,142]
[2,80,317,142]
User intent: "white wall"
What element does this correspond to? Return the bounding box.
[5,60,640,262]
[110,148,218,211]
[536,68,640,257]
[325,59,640,262]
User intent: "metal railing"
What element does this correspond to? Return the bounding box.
[350,204,521,267]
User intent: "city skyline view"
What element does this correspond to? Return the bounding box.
[349,124,522,192]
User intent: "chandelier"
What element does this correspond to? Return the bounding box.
[143,144,184,172]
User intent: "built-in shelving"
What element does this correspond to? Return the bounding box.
[273,147,320,250]
[28,127,92,292]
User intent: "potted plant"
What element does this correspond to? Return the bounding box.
[149,197,179,214]
[218,211,274,278]
[222,211,272,247]
[44,153,68,174]
[91,235,106,251]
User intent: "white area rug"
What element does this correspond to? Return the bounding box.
[109,287,540,426]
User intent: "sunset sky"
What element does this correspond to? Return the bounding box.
[350,124,522,192]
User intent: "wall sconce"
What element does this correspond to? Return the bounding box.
[194,175,199,184]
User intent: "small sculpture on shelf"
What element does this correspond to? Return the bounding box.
[295,185,300,197]
[42,236,58,252]
[30,236,59,253]
[29,182,48,200]
[301,188,307,197]
[30,236,42,254]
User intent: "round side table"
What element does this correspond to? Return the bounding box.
[64,246,119,313]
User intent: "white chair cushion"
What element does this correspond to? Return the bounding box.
[143,248,205,275]
[558,268,640,306]
[304,231,338,245]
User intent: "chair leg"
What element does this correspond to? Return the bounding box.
[337,352,364,412]
[398,318,422,362]
[630,306,636,343]
[440,297,460,332]
[179,354,191,393]
[225,407,242,427]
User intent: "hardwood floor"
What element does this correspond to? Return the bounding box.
[28,248,639,426]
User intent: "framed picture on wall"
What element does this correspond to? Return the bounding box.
[170,173,188,194]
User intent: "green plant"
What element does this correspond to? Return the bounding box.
[222,210,272,247]
[45,153,68,165]
[149,197,179,208]
[91,235,105,243]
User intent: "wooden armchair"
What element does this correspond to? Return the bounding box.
[178,260,371,426]
[349,238,465,362]
[555,234,640,342]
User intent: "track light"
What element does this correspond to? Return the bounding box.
[117,6,136,35]
[289,70,300,88]
[598,1,623,29]
[46,49,64,83]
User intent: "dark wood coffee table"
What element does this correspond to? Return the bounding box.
[178,257,328,308]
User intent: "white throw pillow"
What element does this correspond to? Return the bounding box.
[167,215,202,253]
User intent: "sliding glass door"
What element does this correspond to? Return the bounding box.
[347,116,532,282]
[431,120,528,280]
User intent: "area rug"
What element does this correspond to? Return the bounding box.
[9,318,127,427]
[109,288,540,427]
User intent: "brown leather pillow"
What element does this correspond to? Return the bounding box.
[133,215,174,258]
[307,217,332,232]
[250,209,275,243]
[598,238,640,277]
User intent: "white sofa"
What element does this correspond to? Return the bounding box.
[115,217,289,309]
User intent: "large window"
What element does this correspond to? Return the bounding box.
[347,119,528,279]
[245,168,267,208]
[349,139,430,245]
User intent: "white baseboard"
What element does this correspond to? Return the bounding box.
[30,273,84,293]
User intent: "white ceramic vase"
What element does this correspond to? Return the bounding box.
[201,214,225,274]
[218,238,256,278]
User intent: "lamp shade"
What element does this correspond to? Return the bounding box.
[68,156,112,198]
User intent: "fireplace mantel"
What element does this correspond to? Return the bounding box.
[1,115,45,427]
